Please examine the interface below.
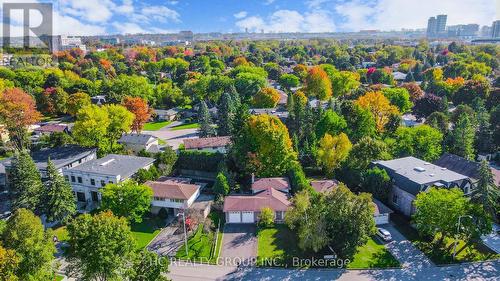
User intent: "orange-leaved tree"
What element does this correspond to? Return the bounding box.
[122,96,152,133]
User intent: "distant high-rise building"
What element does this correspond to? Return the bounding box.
[492,20,500,38]
[426,15,447,37]
[447,24,479,37]
[481,25,492,37]
[426,17,437,37]
[436,15,447,35]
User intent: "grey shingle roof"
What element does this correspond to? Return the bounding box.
[67,154,154,178]
[118,133,157,145]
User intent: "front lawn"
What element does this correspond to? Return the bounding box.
[170,123,200,131]
[143,120,172,131]
[55,274,65,281]
[257,225,399,269]
[391,213,499,264]
[130,217,163,249]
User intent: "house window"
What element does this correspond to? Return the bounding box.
[171,199,184,203]
[90,179,95,186]
[276,211,283,220]
[77,177,82,183]
[101,180,106,187]
[392,194,399,205]
[64,175,69,181]
[108,181,113,184]
[71,176,75,182]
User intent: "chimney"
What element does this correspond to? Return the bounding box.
[251,173,255,184]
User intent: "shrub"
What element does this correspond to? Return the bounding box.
[258,207,274,227]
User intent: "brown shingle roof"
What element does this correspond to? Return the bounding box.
[183,136,231,149]
[35,124,67,133]
[310,180,338,193]
[223,187,291,212]
[146,180,200,200]
[251,177,290,193]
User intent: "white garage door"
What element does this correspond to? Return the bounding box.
[242,211,254,223]
[375,214,389,225]
[228,212,241,223]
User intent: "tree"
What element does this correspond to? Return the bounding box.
[66,211,137,281]
[453,79,490,106]
[330,70,360,97]
[362,167,391,202]
[105,74,154,103]
[8,151,43,212]
[413,94,447,120]
[258,207,275,227]
[72,105,111,154]
[0,88,41,150]
[474,102,493,153]
[425,112,449,134]
[37,87,69,115]
[278,73,300,91]
[401,82,424,101]
[315,110,347,139]
[448,113,475,160]
[2,209,55,280]
[340,102,376,142]
[127,250,169,281]
[355,91,399,132]
[122,96,152,133]
[67,92,91,116]
[198,101,216,138]
[40,159,76,223]
[317,133,352,177]
[264,62,281,80]
[347,137,391,171]
[101,180,153,223]
[381,87,413,113]
[154,147,178,176]
[0,245,19,281]
[286,185,375,259]
[393,125,443,161]
[217,92,236,136]
[304,66,332,100]
[472,160,500,219]
[232,114,297,177]
[252,87,280,108]
[105,104,135,150]
[212,172,230,199]
[234,72,267,102]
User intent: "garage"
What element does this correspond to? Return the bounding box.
[374,214,389,225]
[242,211,255,223]
[228,212,241,223]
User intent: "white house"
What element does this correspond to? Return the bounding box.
[146,179,201,216]
[183,136,231,153]
[63,154,155,208]
[118,133,159,154]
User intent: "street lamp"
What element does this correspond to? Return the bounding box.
[177,211,188,257]
[453,215,473,260]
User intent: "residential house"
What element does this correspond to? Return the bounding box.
[372,199,393,225]
[63,154,154,207]
[118,133,159,154]
[33,124,69,136]
[91,95,106,105]
[392,71,407,82]
[310,179,338,193]
[434,153,500,186]
[146,179,201,216]
[373,156,472,216]
[223,187,291,224]
[154,108,180,121]
[183,136,231,153]
[251,177,290,194]
[3,145,97,183]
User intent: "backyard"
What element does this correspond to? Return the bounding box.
[143,120,172,131]
[256,224,399,269]
[391,213,499,264]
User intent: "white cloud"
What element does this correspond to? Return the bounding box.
[59,0,115,23]
[236,9,335,33]
[54,13,106,35]
[234,11,248,19]
[112,21,146,34]
[335,0,496,31]
[116,0,134,15]
[264,0,276,5]
[139,5,180,23]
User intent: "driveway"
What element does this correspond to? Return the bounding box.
[220,224,257,263]
[144,127,198,150]
[382,223,434,269]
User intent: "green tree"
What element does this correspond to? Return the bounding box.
[105,74,154,103]
[101,180,153,223]
[317,133,352,177]
[8,151,43,212]
[472,160,500,219]
[448,114,475,160]
[0,245,19,281]
[362,167,391,202]
[105,104,134,151]
[127,250,170,281]
[213,172,230,198]
[425,111,449,134]
[72,105,111,154]
[66,211,137,281]
[232,114,297,177]
[393,125,443,161]
[234,72,267,102]
[154,147,178,176]
[340,102,376,142]
[2,209,55,280]
[315,110,347,139]
[330,70,360,97]
[381,87,413,113]
[40,159,76,223]
[198,101,216,138]
[305,66,332,100]
[278,73,300,91]
[252,87,280,108]
[217,92,236,136]
[258,207,275,227]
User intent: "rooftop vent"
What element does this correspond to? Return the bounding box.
[424,162,430,165]
[441,167,447,170]
[100,159,115,166]
[429,173,435,177]
[414,167,426,172]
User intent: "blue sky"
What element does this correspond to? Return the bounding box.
[3,0,498,35]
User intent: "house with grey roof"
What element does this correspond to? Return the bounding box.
[63,154,154,210]
[118,133,159,154]
[434,153,500,186]
[373,156,472,216]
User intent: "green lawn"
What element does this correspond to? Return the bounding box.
[130,217,163,249]
[158,138,167,145]
[257,225,399,269]
[143,120,172,131]
[391,213,499,264]
[170,122,200,131]
[55,274,65,281]
[347,238,400,269]
[53,226,69,242]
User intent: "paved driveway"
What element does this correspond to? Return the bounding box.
[382,224,434,269]
[220,224,257,263]
[144,127,198,150]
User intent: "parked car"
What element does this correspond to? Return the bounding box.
[376,227,392,242]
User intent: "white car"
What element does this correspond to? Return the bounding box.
[376,227,392,242]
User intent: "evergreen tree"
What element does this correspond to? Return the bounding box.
[449,114,475,160]
[231,103,250,138]
[472,160,500,219]
[217,92,235,136]
[41,159,76,223]
[473,100,493,154]
[197,101,216,138]
[9,151,43,212]
[212,172,230,199]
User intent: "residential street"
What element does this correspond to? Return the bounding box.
[168,259,500,281]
